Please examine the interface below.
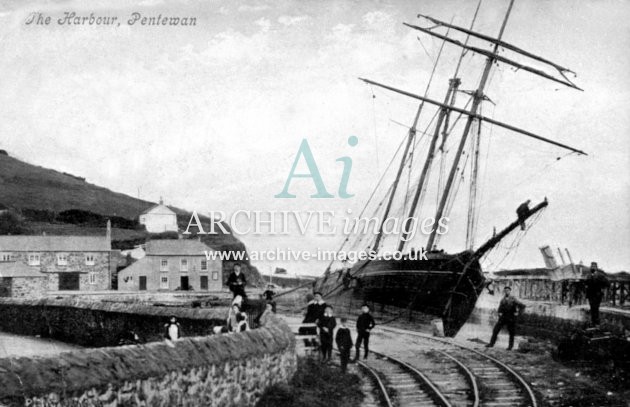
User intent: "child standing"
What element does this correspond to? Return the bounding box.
[354,304,375,361]
[335,317,353,373]
[318,305,336,362]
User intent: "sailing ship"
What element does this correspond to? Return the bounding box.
[314,0,586,337]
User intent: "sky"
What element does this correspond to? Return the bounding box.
[1,0,628,276]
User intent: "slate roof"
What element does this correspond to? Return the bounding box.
[0,262,46,278]
[145,239,210,256]
[0,236,111,252]
[140,204,176,216]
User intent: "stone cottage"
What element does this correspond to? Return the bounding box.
[0,231,112,292]
[0,262,46,298]
[118,239,222,292]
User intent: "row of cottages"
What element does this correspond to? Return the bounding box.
[0,233,112,297]
[118,240,222,292]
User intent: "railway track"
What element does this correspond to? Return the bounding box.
[352,326,538,407]
[284,311,537,407]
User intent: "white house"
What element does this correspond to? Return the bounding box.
[139,198,178,233]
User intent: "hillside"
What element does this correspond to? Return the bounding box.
[2,154,177,218]
[0,153,264,285]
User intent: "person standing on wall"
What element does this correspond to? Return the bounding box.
[486,286,525,350]
[335,317,353,373]
[585,262,609,326]
[227,262,247,299]
[318,305,336,363]
[354,304,375,361]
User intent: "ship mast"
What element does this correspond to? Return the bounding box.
[371,25,452,253]
[396,2,481,252]
[425,0,515,250]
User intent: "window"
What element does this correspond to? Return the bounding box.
[57,253,68,266]
[180,259,188,272]
[89,273,97,285]
[200,276,208,290]
[85,254,95,266]
[212,271,219,281]
[160,276,169,289]
[0,253,11,262]
[201,259,208,271]
[28,253,40,266]
[160,259,169,271]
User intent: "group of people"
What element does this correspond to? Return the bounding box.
[302,292,376,373]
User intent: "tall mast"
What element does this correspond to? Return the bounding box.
[371,26,450,253]
[426,0,515,251]
[465,117,482,249]
[396,2,481,252]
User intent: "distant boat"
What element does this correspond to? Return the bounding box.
[315,0,585,337]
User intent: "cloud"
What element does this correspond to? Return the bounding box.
[238,4,270,13]
[278,15,308,27]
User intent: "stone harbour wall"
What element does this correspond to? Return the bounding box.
[0,321,296,406]
[472,301,629,340]
[0,298,231,347]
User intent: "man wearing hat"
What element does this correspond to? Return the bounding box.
[227,262,247,299]
[486,286,525,350]
[585,262,609,325]
[300,292,327,346]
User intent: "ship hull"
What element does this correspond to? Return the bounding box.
[315,250,485,337]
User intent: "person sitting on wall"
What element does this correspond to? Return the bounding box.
[227,262,247,299]
[118,329,142,346]
[235,312,250,332]
[164,316,183,341]
[255,301,276,327]
[226,303,248,333]
[262,285,276,312]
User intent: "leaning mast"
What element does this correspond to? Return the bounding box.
[426,0,515,250]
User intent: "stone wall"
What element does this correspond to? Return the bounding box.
[0,298,231,347]
[7,276,46,298]
[472,302,629,340]
[0,320,296,406]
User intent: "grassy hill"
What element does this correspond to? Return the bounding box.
[0,153,264,285]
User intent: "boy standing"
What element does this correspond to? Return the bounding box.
[318,305,336,362]
[354,304,375,361]
[335,317,353,373]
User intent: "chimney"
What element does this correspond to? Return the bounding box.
[539,245,558,269]
[159,196,164,205]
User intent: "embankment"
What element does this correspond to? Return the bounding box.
[0,298,296,406]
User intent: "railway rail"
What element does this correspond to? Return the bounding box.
[288,319,538,407]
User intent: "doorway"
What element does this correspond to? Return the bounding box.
[139,276,147,291]
[180,276,189,291]
[59,273,80,290]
